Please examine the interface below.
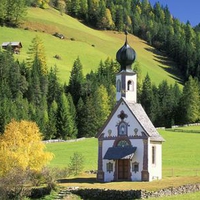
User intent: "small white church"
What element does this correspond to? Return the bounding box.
[96,32,165,182]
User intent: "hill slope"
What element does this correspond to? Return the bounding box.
[0,7,183,85]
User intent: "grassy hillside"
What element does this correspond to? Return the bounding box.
[0,7,183,85]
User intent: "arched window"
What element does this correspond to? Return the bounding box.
[118,122,127,136]
[117,140,130,147]
[127,80,134,91]
[117,79,121,92]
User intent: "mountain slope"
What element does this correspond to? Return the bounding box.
[0,7,183,85]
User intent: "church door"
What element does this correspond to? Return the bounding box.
[118,159,129,180]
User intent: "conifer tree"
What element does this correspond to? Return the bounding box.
[68,57,84,106]
[81,95,98,137]
[93,84,110,130]
[76,97,85,138]
[56,92,76,139]
[180,76,200,123]
[46,100,58,139]
[27,36,48,75]
[67,93,78,137]
[141,74,153,117]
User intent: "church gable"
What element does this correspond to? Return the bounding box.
[96,98,148,139]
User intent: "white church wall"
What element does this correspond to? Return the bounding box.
[130,139,144,181]
[102,140,115,182]
[148,142,162,181]
[102,160,115,182]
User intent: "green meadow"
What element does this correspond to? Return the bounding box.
[46,126,200,194]
[0,7,183,85]
[46,128,200,176]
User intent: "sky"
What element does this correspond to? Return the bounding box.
[148,0,200,27]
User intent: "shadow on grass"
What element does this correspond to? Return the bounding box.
[144,47,184,85]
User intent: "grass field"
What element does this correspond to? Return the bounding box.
[0,7,183,85]
[149,191,200,200]
[46,127,200,175]
[46,126,200,193]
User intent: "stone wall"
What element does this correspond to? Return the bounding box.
[68,183,200,199]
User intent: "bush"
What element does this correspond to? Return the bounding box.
[68,152,84,176]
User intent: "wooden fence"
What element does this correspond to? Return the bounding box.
[163,168,200,177]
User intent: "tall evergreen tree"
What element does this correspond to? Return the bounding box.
[56,92,76,139]
[46,100,58,139]
[67,57,84,106]
[141,74,153,117]
[93,84,110,130]
[180,76,200,123]
[76,97,86,138]
[81,95,98,137]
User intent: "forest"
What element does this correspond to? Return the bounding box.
[0,37,199,140]
[1,0,200,139]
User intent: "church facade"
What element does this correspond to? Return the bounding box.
[96,33,165,182]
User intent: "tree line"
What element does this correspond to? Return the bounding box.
[1,36,200,140]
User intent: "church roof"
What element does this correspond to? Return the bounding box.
[124,99,165,142]
[96,98,165,142]
[104,146,137,160]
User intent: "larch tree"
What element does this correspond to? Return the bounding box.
[93,84,110,130]
[27,36,48,75]
[0,119,53,177]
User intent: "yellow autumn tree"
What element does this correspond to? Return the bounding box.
[27,36,48,75]
[0,120,53,177]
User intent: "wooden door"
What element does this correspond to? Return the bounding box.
[118,159,129,180]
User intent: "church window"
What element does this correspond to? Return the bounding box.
[106,162,113,173]
[117,79,121,92]
[152,146,156,164]
[117,140,129,147]
[118,122,127,136]
[132,162,139,173]
[127,80,134,91]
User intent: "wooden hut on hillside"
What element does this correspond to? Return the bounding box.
[2,42,22,54]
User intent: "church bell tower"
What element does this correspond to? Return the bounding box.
[116,31,137,103]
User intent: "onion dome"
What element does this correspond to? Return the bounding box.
[116,31,136,72]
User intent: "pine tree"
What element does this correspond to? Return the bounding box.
[71,0,80,17]
[46,100,58,139]
[0,0,27,26]
[56,92,76,139]
[181,76,200,123]
[76,98,85,138]
[67,93,78,137]
[141,74,153,117]
[68,57,84,106]
[82,95,98,137]
[47,66,61,106]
